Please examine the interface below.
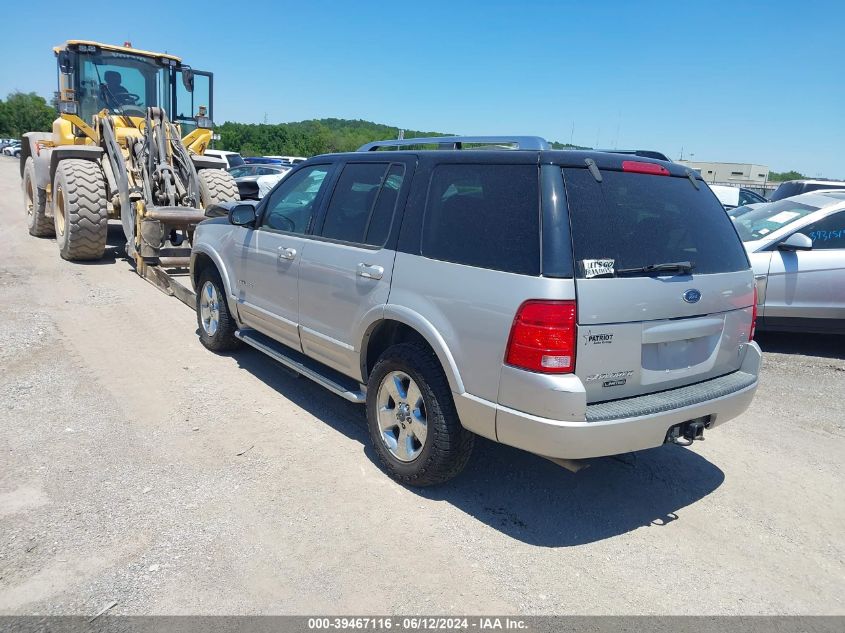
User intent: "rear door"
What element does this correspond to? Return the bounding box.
[562,165,755,403]
[297,160,412,377]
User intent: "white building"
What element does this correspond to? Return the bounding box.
[677,161,770,188]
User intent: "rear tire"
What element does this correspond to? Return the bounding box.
[23,157,53,237]
[366,342,474,486]
[198,169,240,207]
[53,159,108,261]
[196,267,241,352]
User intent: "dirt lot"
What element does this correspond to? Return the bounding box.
[0,156,842,616]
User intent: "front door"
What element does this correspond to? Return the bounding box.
[298,161,411,377]
[237,164,334,350]
[764,210,845,321]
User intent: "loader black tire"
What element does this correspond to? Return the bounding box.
[23,157,54,237]
[198,169,240,208]
[53,159,108,261]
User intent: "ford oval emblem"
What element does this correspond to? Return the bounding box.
[683,289,702,304]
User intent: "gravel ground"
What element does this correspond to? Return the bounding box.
[0,157,842,616]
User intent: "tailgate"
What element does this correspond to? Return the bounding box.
[562,165,754,403]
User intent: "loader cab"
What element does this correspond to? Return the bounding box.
[55,41,213,135]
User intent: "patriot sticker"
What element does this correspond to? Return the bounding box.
[582,259,615,278]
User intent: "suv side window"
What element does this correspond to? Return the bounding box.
[260,165,331,234]
[802,211,845,249]
[320,163,405,246]
[421,164,540,275]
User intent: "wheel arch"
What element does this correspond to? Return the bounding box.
[20,133,52,188]
[360,307,465,394]
[191,246,237,314]
[49,146,104,188]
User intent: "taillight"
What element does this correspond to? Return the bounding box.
[749,285,758,341]
[505,300,577,373]
[621,160,670,176]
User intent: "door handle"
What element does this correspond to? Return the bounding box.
[278,246,297,261]
[357,263,384,280]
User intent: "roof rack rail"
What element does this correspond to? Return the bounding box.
[357,135,550,152]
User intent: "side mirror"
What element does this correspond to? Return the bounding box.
[228,204,257,227]
[181,68,194,92]
[777,232,813,251]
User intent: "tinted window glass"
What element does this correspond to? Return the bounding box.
[366,164,405,246]
[322,163,389,244]
[732,200,820,242]
[261,165,330,234]
[802,211,845,249]
[739,189,766,205]
[422,164,540,275]
[227,154,245,168]
[563,168,748,276]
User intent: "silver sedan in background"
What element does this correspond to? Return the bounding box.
[733,190,845,334]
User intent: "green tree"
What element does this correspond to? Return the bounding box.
[0,92,56,138]
[768,170,805,182]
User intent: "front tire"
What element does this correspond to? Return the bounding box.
[366,342,474,486]
[53,159,108,261]
[23,157,53,237]
[196,268,241,352]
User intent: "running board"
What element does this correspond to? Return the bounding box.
[235,329,366,404]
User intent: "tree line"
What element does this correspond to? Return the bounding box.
[0,92,56,138]
[0,91,819,182]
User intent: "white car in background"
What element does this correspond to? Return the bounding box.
[709,184,768,210]
[2,142,22,157]
[227,163,291,200]
[733,190,845,334]
[204,150,245,170]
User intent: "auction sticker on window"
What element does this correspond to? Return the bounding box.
[582,259,615,278]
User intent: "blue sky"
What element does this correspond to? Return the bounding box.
[1,0,842,177]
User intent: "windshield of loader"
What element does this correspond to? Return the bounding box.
[76,49,170,122]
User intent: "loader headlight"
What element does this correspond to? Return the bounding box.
[195,116,213,130]
[58,101,79,115]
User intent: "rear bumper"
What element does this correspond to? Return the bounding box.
[490,341,762,460]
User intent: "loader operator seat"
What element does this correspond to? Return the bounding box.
[100,70,139,110]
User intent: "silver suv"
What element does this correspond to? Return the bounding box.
[190,136,762,486]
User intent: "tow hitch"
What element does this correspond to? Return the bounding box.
[666,417,710,446]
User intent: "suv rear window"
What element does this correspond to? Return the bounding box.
[563,168,749,277]
[422,164,540,275]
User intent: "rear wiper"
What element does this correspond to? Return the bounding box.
[616,261,695,276]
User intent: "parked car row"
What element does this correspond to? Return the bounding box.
[190,136,762,486]
[2,141,21,157]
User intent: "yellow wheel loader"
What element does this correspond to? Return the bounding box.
[19,40,239,304]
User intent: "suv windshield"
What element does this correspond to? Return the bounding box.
[731,200,820,242]
[563,168,749,277]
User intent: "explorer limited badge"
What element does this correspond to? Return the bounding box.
[585,370,634,382]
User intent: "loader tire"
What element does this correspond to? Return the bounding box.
[198,169,240,208]
[53,159,108,261]
[23,157,54,237]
